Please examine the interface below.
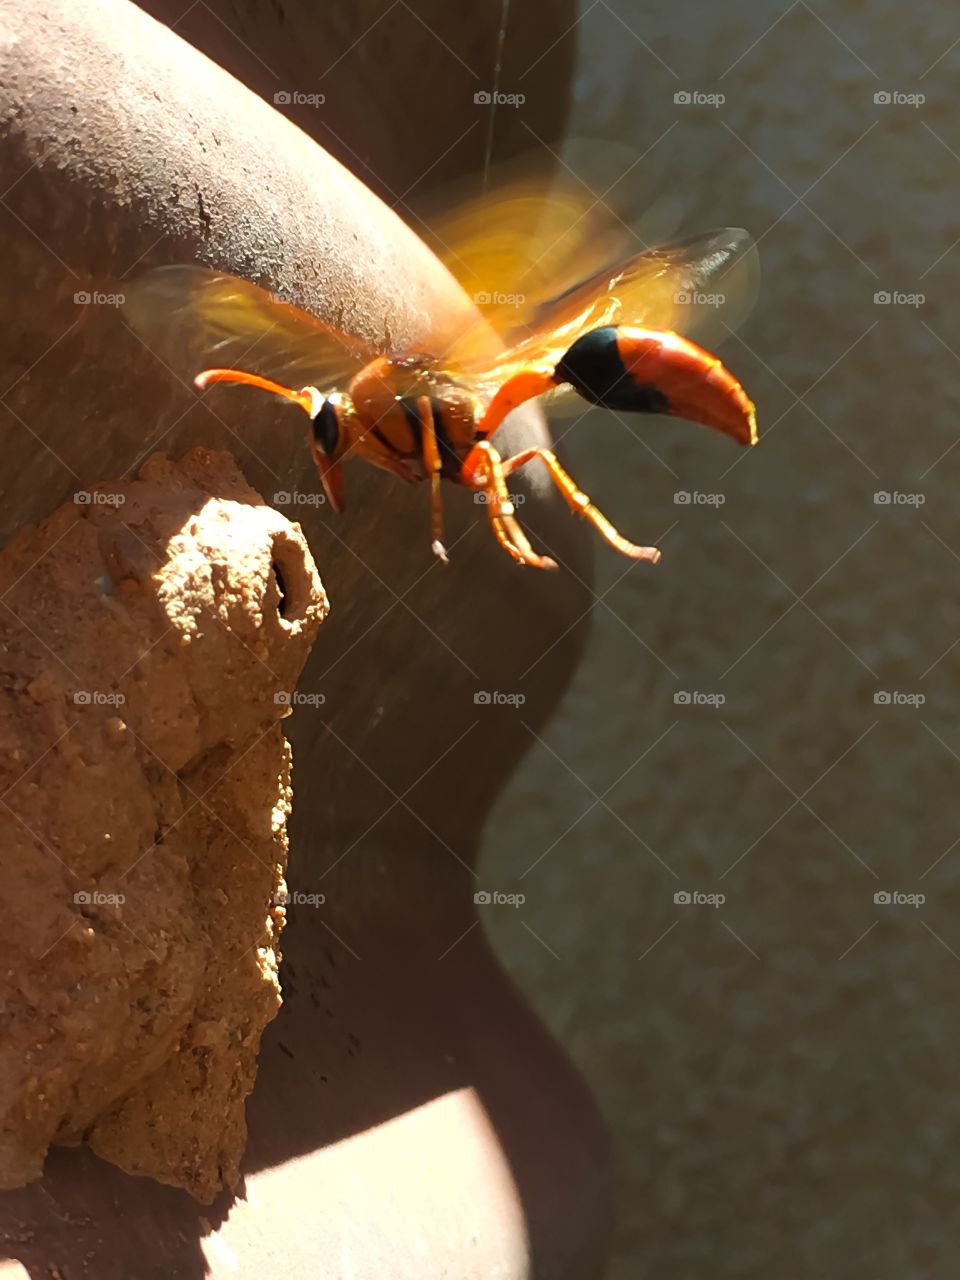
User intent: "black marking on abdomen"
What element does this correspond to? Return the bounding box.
[554,326,671,415]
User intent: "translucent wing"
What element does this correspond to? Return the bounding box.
[415,142,662,366]
[450,228,760,404]
[123,265,374,390]
[419,178,623,335]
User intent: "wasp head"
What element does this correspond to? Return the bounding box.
[305,387,351,513]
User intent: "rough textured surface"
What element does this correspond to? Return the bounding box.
[0,447,325,1200]
[136,0,576,199]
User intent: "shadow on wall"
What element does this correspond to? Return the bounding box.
[481,2,960,1278]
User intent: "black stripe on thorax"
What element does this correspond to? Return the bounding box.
[369,424,406,458]
[400,398,424,450]
[431,401,463,478]
[394,396,466,477]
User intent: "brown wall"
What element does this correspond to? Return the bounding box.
[482,2,960,1277]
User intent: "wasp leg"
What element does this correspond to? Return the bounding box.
[412,395,449,562]
[462,441,558,570]
[500,447,661,564]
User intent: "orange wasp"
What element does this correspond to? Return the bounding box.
[126,226,757,571]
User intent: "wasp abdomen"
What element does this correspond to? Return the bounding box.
[554,324,756,443]
[554,326,671,415]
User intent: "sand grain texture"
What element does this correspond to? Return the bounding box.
[0,447,326,1201]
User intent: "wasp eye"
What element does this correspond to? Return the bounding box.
[312,398,340,456]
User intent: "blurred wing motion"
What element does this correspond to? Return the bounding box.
[413,143,756,387]
[447,228,760,405]
[418,144,653,363]
[123,265,373,391]
[421,185,622,341]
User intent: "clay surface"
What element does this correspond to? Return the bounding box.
[0,448,326,1200]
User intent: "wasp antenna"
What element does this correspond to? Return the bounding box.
[194,367,315,414]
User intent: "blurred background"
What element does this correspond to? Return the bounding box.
[481,3,960,1277]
